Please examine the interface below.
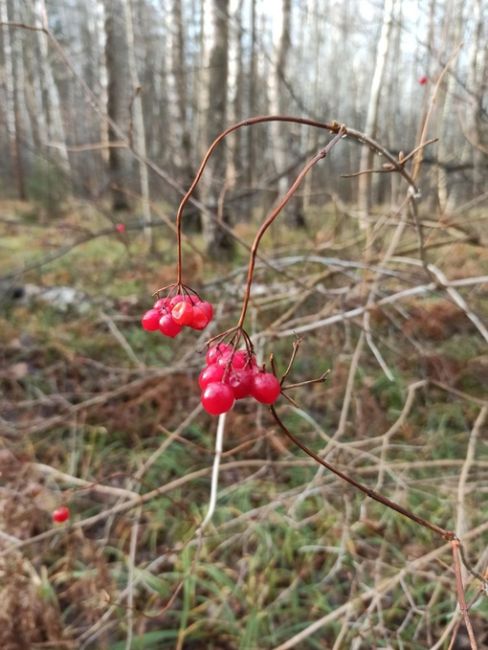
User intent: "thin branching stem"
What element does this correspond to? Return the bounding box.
[173,115,419,283]
[270,404,454,539]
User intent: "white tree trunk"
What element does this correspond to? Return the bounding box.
[226,0,243,186]
[33,0,71,176]
[436,0,464,212]
[201,0,231,255]
[0,0,23,197]
[269,0,291,198]
[95,0,110,166]
[123,0,152,244]
[358,0,396,231]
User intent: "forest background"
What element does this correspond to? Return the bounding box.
[0,0,487,648]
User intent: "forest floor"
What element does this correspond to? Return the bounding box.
[0,198,487,649]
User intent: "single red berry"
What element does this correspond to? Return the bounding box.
[172,301,194,326]
[227,368,253,399]
[198,363,225,390]
[159,314,182,337]
[52,506,70,523]
[115,223,126,233]
[251,372,281,404]
[206,343,232,365]
[170,294,193,307]
[142,309,161,331]
[418,75,428,85]
[201,382,235,415]
[197,301,213,321]
[189,305,210,330]
[153,297,169,311]
[217,349,251,370]
[230,350,249,369]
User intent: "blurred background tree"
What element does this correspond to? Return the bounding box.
[0,0,486,251]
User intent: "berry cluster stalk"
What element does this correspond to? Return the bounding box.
[174,115,419,285]
[236,128,345,328]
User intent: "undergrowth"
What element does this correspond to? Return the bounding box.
[0,200,487,649]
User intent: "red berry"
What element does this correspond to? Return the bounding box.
[230,350,249,369]
[172,301,194,326]
[170,294,193,306]
[115,223,126,233]
[189,305,210,330]
[153,297,169,311]
[418,75,428,85]
[201,382,235,415]
[159,314,182,337]
[52,506,70,523]
[142,309,161,331]
[228,368,253,399]
[198,364,225,390]
[217,349,251,370]
[169,294,182,306]
[206,343,232,365]
[251,372,281,404]
[198,301,213,321]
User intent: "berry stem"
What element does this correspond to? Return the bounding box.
[270,404,454,540]
[236,129,345,329]
[174,115,419,284]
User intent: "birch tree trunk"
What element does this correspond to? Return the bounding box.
[466,0,486,195]
[170,0,201,230]
[0,0,25,198]
[357,0,396,233]
[227,0,244,187]
[246,0,257,191]
[33,0,71,177]
[95,0,109,167]
[269,0,291,199]
[201,0,233,256]
[268,0,306,227]
[104,0,133,211]
[435,0,464,212]
[123,0,152,243]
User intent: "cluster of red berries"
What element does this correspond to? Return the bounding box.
[199,343,281,415]
[142,294,213,338]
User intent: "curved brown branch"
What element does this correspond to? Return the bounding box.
[173,115,420,283]
[270,404,454,539]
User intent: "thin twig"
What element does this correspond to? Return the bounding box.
[451,539,479,650]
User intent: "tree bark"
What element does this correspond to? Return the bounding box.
[104,0,133,211]
[123,0,152,242]
[201,0,233,256]
[246,0,257,191]
[33,0,71,177]
[357,0,396,234]
[0,0,25,198]
[269,0,306,228]
[170,0,201,230]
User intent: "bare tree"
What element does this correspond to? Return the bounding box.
[0,0,25,198]
[268,0,306,227]
[357,0,396,233]
[170,0,201,230]
[33,0,71,177]
[269,0,291,199]
[246,0,257,191]
[104,0,133,211]
[123,0,152,242]
[227,0,244,186]
[465,0,487,194]
[201,0,233,256]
